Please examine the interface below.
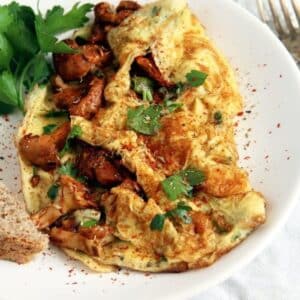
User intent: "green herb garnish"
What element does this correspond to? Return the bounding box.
[151,6,161,17]
[127,105,162,135]
[162,168,206,201]
[43,124,57,134]
[150,202,192,231]
[58,161,86,183]
[58,161,78,178]
[156,70,208,109]
[60,125,82,156]
[32,166,38,176]
[0,2,93,112]
[186,70,208,87]
[163,99,183,113]
[81,219,98,228]
[44,110,69,118]
[35,3,93,53]
[231,232,241,242]
[162,174,191,201]
[166,201,192,224]
[132,76,154,102]
[150,214,165,231]
[69,125,82,139]
[47,183,59,201]
[127,99,184,136]
[179,168,206,186]
[214,111,223,125]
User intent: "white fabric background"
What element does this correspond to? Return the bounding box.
[192,1,300,299]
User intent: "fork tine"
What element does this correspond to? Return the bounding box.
[291,0,300,25]
[256,0,269,23]
[280,0,297,36]
[268,0,286,37]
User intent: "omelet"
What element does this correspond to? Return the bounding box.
[16,0,266,273]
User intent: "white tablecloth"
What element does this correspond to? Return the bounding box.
[192,2,300,299]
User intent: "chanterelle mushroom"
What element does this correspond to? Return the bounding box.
[19,122,70,171]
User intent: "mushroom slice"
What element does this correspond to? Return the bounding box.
[77,146,122,186]
[94,2,136,25]
[69,77,105,120]
[19,122,70,171]
[94,2,118,24]
[31,176,97,230]
[116,1,141,12]
[50,226,114,257]
[53,39,112,81]
[135,56,174,88]
[89,24,107,44]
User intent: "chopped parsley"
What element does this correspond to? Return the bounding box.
[58,161,87,183]
[43,124,58,134]
[69,125,82,139]
[162,174,192,201]
[127,105,162,135]
[162,168,206,201]
[169,70,208,99]
[150,214,165,231]
[151,6,161,17]
[32,166,38,176]
[186,70,208,87]
[150,202,192,231]
[60,125,82,156]
[179,168,206,186]
[44,110,69,118]
[163,99,183,113]
[127,100,182,136]
[81,219,98,228]
[58,161,78,178]
[132,76,154,102]
[214,111,223,125]
[47,183,59,201]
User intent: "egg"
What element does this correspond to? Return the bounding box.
[17,0,266,272]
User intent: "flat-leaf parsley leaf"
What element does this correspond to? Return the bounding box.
[150,202,192,231]
[43,124,58,134]
[150,214,165,231]
[47,183,59,201]
[60,125,82,156]
[132,76,154,102]
[0,2,92,112]
[186,70,208,87]
[127,105,162,135]
[162,168,206,201]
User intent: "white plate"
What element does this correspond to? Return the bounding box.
[1,0,300,299]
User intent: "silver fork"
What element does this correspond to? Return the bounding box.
[256,0,300,65]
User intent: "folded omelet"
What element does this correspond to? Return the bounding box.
[16,0,266,273]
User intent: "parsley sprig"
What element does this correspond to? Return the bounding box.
[0,2,92,113]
